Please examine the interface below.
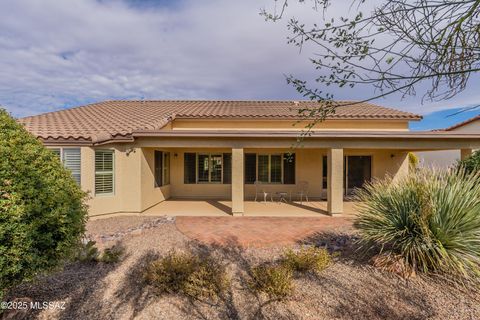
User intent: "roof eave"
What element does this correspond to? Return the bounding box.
[132,130,480,139]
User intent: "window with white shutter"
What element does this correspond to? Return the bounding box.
[95,150,114,195]
[63,148,81,185]
[48,148,81,185]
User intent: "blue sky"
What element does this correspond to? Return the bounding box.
[411,108,480,131]
[0,0,478,130]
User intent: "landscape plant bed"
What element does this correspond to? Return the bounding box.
[3,216,480,320]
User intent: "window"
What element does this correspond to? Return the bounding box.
[95,150,114,195]
[154,151,170,187]
[197,154,222,183]
[222,153,232,184]
[245,153,295,184]
[184,153,196,184]
[50,148,81,185]
[244,153,257,184]
[257,154,282,183]
[184,153,229,184]
[283,153,295,184]
[163,152,170,185]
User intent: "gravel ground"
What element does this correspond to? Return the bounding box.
[3,216,480,320]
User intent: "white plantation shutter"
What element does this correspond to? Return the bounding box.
[63,148,81,185]
[95,150,114,195]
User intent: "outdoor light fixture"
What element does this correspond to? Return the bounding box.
[126,147,135,156]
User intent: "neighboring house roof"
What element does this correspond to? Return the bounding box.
[442,114,480,131]
[18,100,422,144]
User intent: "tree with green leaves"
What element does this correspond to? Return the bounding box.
[458,150,480,174]
[263,0,480,121]
[0,109,88,299]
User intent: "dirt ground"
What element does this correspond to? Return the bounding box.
[3,216,480,320]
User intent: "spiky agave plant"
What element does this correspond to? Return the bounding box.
[354,169,480,277]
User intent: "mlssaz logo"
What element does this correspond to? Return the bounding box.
[30,301,66,310]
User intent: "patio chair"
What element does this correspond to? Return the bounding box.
[292,181,309,204]
[254,181,273,203]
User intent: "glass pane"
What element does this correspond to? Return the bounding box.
[244,153,257,184]
[270,155,282,183]
[258,155,269,183]
[222,153,232,184]
[184,153,196,184]
[163,152,170,185]
[210,155,222,182]
[322,156,327,189]
[154,151,162,187]
[347,156,372,190]
[197,154,209,182]
[95,150,113,172]
[95,173,113,194]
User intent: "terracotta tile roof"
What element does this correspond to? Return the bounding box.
[18,100,422,144]
[441,114,480,131]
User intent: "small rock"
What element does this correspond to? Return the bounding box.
[130,229,142,236]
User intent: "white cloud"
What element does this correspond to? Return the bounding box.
[0,0,479,117]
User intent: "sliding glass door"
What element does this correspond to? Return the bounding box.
[322,155,372,196]
[345,156,371,195]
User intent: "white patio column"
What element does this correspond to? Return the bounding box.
[461,148,473,160]
[327,148,344,214]
[231,147,245,216]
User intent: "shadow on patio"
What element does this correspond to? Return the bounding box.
[141,199,359,217]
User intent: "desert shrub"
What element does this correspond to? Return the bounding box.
[282,246,332,274]
[74,240,100,262]
[354,169,480,278]
[99,244,125,263]
[144,251,229,300]
[250,264,294,299]
[457,150,480,174]
[0,109,88,294]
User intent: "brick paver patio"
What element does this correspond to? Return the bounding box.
[175,216,354,247]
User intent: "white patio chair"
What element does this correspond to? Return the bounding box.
[292,181,309,204]
[254,181,273,203]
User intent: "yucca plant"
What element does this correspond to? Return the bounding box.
[354,169,480,278]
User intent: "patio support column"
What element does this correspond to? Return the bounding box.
[327,148,344,215]
[461,148,473,160]
[231,147,244,216]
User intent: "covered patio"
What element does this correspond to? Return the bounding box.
[134,130,480,217]
[141,199,359,217]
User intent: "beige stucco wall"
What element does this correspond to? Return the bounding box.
[80,145,142,216]
[449,119,480,133]
[170,119,410,131]
[53,143,408,216]
[417,119,479,168]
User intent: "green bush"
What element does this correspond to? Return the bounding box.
[249,264,294,299]
[354,169,480,277]
[0,109,88,294]
[408,152,419,171]
[144,251,229,300]
[457,150,480,174]
[74,240,100,262]
[100,244,125,264]
[282,246,332,274]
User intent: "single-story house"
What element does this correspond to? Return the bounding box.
[18,100,480,217]
[417,114,480,168]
